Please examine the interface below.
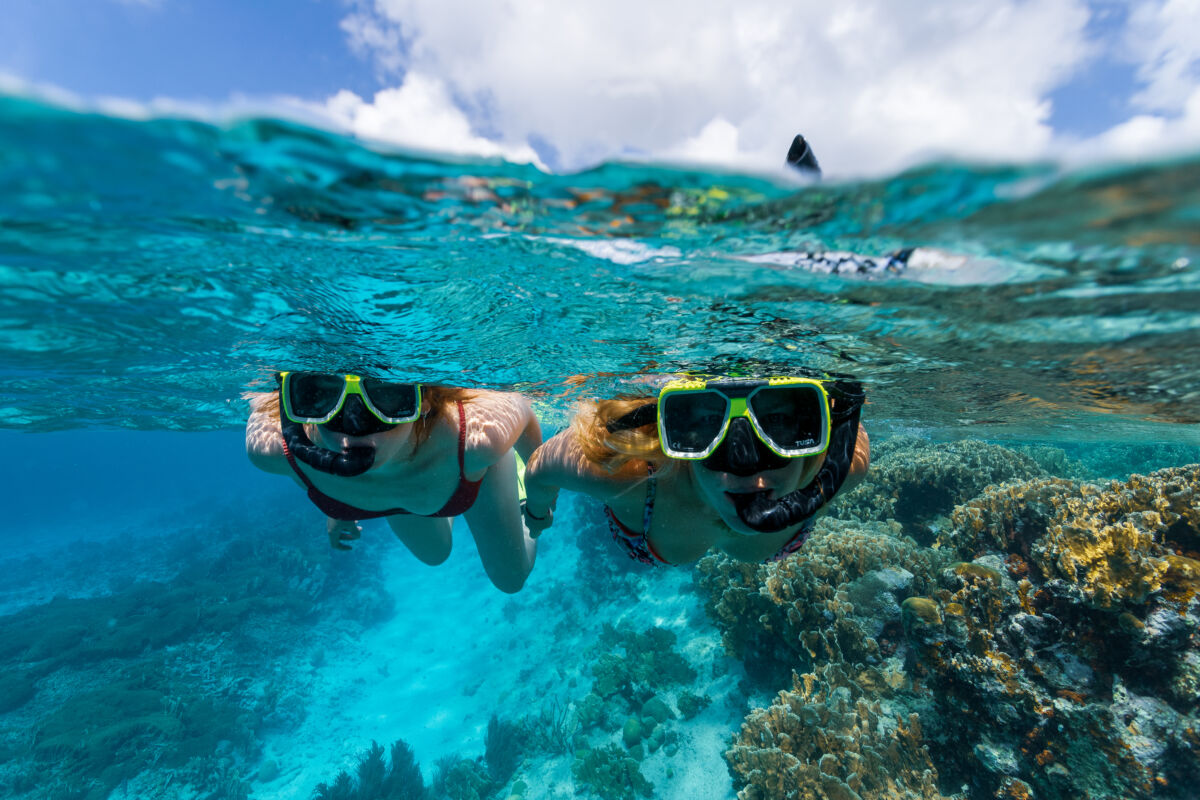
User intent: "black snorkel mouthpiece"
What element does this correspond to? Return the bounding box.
[279,415,377,478]
[734,380,865,533]
[274,372,390,477]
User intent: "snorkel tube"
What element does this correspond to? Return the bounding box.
[280,415,377,477]
[732,380,865,533]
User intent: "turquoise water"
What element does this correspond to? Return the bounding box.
[0,95,1198,800]
[3,94,1198,438]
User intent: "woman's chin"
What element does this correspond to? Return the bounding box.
[720,513,764,537]
[716,490,770,536]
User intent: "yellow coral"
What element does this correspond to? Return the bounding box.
[948,465,1200,609]
[726,667,952,800]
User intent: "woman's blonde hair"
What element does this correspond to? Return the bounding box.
[246,383,476,451]
[571,395,673,477]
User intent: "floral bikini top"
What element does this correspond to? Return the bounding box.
[603,465,814,566]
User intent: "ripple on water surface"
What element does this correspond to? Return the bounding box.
[0,95,1197,441]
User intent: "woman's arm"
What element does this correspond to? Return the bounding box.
[245,392,364,549]
[462,391,543,474]
[523,429,633,536]
[245,395,293,476]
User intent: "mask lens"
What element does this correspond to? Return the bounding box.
[661,390,728,456]
[749,385,826,452]
[286,373,346,420]
[361,379,420,421]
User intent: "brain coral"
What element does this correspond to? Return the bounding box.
[726,665,954,800]
[835,437,1048,540]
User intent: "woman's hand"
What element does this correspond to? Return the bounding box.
[326,517,362,550]
[521,502,554,538]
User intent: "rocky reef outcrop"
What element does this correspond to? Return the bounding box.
[699,441,1199,800]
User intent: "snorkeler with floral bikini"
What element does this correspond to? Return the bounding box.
[523,375,868,565]
[246,373,541,593]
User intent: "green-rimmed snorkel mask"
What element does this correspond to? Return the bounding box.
[608,375,865,534]
[655,377,831,461]
[279,372,422,426]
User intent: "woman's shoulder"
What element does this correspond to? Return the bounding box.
[244,392,291,475]
[461,388,526,413]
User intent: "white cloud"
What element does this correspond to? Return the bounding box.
[8,1,1200,174]
[339,0,1098,174]
[1048,0,1200,164]
[316,76,542,165]
[1079,84,1200,159]
[1124,0,1200,113]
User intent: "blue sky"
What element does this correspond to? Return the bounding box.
[3,0,1198,174]
[3,0,376,100]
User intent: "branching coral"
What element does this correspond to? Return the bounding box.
[726,665,952,800]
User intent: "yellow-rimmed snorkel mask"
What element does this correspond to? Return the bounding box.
[278,372,422,426]
[655,377,831,461]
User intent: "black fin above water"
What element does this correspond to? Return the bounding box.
[786,134,821,176]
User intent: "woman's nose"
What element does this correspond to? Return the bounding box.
[720,418,764,476]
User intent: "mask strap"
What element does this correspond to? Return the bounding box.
[606,403,657,433]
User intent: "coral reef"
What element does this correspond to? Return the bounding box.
[314,739,428,800]
[726,665,951,800]
[552,623,698,798]
[892,465,1200,797]
[485,714,525,785]
[432,754,493,800]
[946,465,1199,610]
[836,437,1048,541]
[697,518,949,686]
[0,514,393,800]
[701,440,1199,800]
[901,551,1198,799]
[571,744,653,800]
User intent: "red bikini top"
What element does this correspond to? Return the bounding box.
[281,400,482,521]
